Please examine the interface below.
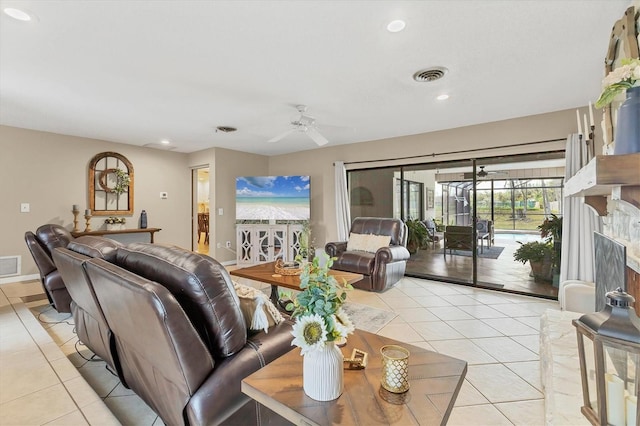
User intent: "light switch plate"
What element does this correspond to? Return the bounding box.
[20,203,30,213]
[218,208,223,216]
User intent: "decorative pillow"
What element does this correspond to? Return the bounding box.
[233,281,284,333]
[346,233,391,253]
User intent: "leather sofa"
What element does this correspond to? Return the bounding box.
[52,239,294,425]
[25,224,75,313]
[325,217,410,292]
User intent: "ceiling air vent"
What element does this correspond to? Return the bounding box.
[413,67,448,82]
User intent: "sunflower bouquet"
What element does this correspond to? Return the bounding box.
[287,256,354,355]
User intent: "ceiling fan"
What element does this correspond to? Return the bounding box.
[268,105,329,146]
[463,166,507,179]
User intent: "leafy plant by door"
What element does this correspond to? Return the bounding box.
[513,241,554,282]
[405,219,429,254]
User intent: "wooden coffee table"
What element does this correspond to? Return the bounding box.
[242,329,467,425]
[229,261,363,305]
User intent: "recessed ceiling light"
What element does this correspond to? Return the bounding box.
[436,94,450,101]
[160,139,171,145]
[387,20,406,33]
[3,8,32,21]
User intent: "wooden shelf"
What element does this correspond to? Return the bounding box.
[71,227,161,243]
[563,153,640,215]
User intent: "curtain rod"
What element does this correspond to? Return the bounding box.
[334,137,567,166]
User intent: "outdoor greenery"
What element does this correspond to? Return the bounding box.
[538,213,562,243]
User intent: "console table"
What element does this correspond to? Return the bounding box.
[71,227,161,243]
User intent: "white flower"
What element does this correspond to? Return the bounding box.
[335,308,355,335]
[291,314,328,355]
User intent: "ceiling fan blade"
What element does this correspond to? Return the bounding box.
[306,128,329,146]
[268,128,295,143]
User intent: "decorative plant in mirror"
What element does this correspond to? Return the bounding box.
[596,58,640,108]
[112,169,131,195]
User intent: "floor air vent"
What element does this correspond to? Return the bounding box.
[0,256,20,277]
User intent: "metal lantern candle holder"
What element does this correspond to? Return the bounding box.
[380,345,410,393]
[573,288,640,426]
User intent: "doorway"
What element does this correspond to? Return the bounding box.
[193,167,210,255]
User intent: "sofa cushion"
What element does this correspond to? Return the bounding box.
[349,217,406,246]
[35,224,74,255]
[115,243,246,358]
[233,282,283,333]
[332,251,375,275]
[67,236,123,262]
[346,233,391,253]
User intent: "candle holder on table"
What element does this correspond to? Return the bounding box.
[84,214,92,232]
[72,207,80,232]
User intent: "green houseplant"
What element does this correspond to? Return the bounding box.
[405,219,429,254]
[513,241,554,283]
[537,214,562,285]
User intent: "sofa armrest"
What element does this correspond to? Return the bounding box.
[375,245,411,263]
[186,320,295,425]
[325,241,347,258]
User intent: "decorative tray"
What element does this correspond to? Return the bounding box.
[274,259,302,276]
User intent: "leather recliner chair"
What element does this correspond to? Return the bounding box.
[24,224,74,313]
[325,217,410,292]
[52,236,125,381]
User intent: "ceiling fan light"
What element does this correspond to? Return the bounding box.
[387,20,406,33]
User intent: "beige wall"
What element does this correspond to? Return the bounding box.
[188,147,269,263]
[268,107,593,245]
[2,106,594,277]
[0,125,191,278]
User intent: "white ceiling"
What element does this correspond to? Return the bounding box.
[0,0,630,156]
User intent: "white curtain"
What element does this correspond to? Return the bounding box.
[559,133,602,283]
[334,161,351,241]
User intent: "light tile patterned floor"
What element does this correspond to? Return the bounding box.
[1,275,560,425]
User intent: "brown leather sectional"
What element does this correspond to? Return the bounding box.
[53,236,294,425]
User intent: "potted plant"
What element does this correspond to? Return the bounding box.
[513,241,554,283]
[104,217,126,230]
[538,214,562,285]
[405,219,429,254]
[286,256,354,401]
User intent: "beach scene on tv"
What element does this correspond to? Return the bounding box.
[236,175,310,221]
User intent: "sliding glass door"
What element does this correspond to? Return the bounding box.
[347,152,565,298]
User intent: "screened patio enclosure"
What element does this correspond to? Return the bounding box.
[438,178,564,231]
[347,152,565,298]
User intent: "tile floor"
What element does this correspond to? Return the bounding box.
[1,274,560,425]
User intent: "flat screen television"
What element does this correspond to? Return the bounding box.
[236,175,310,221]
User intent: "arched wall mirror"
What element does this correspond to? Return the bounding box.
[89,152,134,216]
